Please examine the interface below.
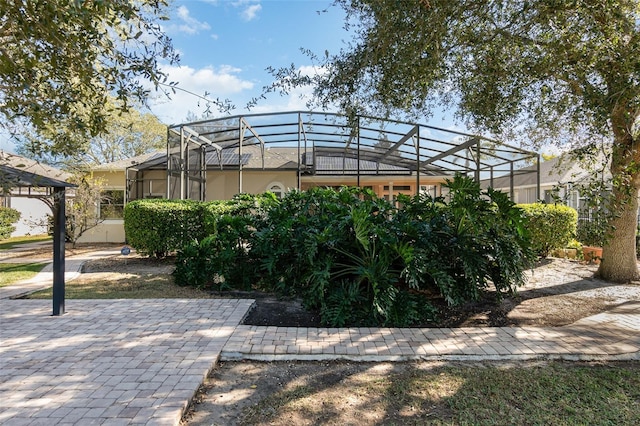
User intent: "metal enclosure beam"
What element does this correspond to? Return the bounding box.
[420,137,479,168]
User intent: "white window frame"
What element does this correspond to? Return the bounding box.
[266,182,286,199]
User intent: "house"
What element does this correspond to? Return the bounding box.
[79,111,539,243]
[482,151,611,211]
[0,151,71,237]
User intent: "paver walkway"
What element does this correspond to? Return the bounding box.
[1,247,639,425]
[223,301,640,362]
[0,299,253,425]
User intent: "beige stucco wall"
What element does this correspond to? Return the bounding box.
[78,168,445,243]
[93,169,125,188]
[205,170,298,200]
[76,220,126,244]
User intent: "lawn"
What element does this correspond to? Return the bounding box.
[27,273,211,299]
[0,262,48,287]
[0,234,51,250]
[192,360,640,425]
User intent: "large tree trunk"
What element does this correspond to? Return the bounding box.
[598,185,639,282]
[597,129,640,283]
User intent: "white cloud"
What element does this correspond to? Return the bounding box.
[249,65,331,114]
[146,64,255,124]
[166,5,211,35]
[240,3,262,21]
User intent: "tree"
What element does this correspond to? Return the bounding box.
[268,0,640,282]
[0,0,177,156]
[17,102,167,167]
[64,173,106,247]
[36,172,106,247]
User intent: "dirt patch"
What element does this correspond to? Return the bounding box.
[81,255,175,275]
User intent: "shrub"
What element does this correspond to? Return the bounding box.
[167,175,534,327]
[124,199,207,257]
[0,207,20,240]
[518,203,577,257]
[248,176,533,326]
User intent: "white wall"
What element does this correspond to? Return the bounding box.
[7,197,50,237]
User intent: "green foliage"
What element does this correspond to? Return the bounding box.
[519,203,578,257]
[0,1,178,156]
[125,193,276,259]
[0,207,20,240]
[264,0,640,281]
[124,199,207,258]
[252,176,531,326]
[577,218,608,248]
[149,176,533,327]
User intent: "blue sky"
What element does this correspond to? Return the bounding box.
[148,0,352,124]
[0,0,471,153]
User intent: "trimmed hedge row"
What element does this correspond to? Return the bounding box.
[124,199,205,257]
[518,203,577,257]
[124,193,278,257]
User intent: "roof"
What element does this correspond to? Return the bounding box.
[93,151,167,171]
[0,151,74,189]
[483,152,609,189]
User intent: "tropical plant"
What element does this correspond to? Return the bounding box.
[166,176,534,327]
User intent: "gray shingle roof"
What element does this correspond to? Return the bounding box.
[0,151,73,188]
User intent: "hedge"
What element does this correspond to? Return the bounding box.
[0,207,20,240]
[124,199,208,257]
[124,194,277,258]
[518,203,577,257]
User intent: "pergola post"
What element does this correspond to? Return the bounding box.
[52,186,66,316]
[238,117,244,194]
[536,153,541,201]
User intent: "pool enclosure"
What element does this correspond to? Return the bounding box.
[126,111,540,202]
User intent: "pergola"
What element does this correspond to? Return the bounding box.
[128,111,540,201]
[1,153,74,316]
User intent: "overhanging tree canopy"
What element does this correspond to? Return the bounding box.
[0,0,177,156]
[268,0,640,282]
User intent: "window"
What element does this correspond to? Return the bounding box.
[384,185,411,191]
[100,190,124,219]
[267,182,285,199]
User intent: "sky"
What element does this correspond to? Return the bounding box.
[147,0,354,125]
[0,0,477,153]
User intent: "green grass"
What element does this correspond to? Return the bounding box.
[27,273,212,299]
[0,234,51,250]
[0,262,48,287]
[238,361,640,425]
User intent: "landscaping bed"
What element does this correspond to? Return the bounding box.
[78,254,640,328]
